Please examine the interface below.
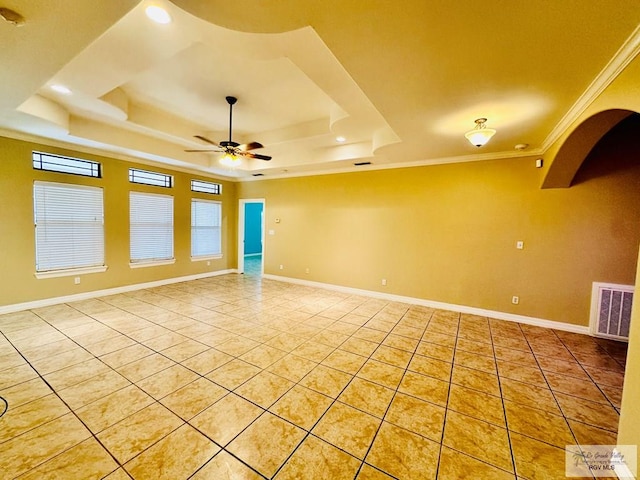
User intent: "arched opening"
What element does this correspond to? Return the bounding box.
[542,109,635,189]
[555,110,640,454]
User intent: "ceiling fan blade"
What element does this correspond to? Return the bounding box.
[238,142,264,151]
[241,151,272,161]
[191,97,274,161]
[194,135,221,147]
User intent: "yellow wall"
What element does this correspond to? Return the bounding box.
[239,129,640,327]
[0,136,236,307]
[618,241,640,458]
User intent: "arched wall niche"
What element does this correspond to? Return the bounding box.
[542,109,636,189]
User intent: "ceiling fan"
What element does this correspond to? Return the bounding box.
[185,96,271,165]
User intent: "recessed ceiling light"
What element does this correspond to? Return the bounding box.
[145,5,171,24]
[50,85,72,95]
[336,136,346,143]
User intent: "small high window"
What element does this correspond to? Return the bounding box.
[129,168,173,188]
[33,151,101,178]
[191,179,222,195]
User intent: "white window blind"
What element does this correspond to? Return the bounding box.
[191,199,221,258]
[34,181,104,272]
[130,192,174,263]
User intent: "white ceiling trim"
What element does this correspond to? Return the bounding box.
[541,24,640,152]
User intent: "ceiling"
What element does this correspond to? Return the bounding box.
[1,1,639,180]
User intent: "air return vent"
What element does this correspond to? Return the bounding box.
[590,282,634,341]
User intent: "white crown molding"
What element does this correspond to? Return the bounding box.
[541,24,640,152]
[0,269,236,315]
[239,148,544,182]
[263,274,590,335]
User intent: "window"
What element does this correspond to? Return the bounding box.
[191,199,222,259]
[191,179,222,195]
[33,151,101,177]
[129,168,172,188]
[130,192,174,265]
[33,181,105,275]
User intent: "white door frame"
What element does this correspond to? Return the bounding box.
[238,198,265,274]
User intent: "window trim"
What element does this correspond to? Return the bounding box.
[35,265,107,279]
[190,254,223,262]
[129,258,176,269]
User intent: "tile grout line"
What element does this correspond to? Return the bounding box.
[433,311,461,480]
[0,277,627,479]
[490,319,520,480]
[181,288,399,478]
[349,306,433,479]
[551,329,622,413]
[270,302,412,479]
[0,319,134,479]
[519,326,588,456]
[37,298,271,479]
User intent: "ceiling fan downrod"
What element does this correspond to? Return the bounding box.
[226,96,237,145]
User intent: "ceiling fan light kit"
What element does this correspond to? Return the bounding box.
[185,96,272,166]
[220,152,241,167]
[465,118,496,147]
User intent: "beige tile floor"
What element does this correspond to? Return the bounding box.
[0,275,627,479]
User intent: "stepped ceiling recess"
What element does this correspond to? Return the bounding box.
[1,1,640,179]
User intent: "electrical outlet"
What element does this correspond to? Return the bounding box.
[381,279,387,286]
[206,261,211,266]
[516,241,524,250]
[305,268,310,274]
[74,277,80,285]
[279,264,284,270]
[512,296,519,305]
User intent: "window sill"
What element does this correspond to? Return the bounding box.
[191,254,223,262]
[35,265,108,279]
[129,259,176,269]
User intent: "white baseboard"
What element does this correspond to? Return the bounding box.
[262,274,590,335]
[1,270,590,335]
[0,269,237,315]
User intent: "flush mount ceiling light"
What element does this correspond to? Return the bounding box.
[336,136,346,143]
[145,5,171,24]
[219,152,241,167]
[465,118,496,147]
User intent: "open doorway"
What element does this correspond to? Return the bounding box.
[238,199,265,275]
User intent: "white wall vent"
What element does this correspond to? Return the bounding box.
[590,282,634,342]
